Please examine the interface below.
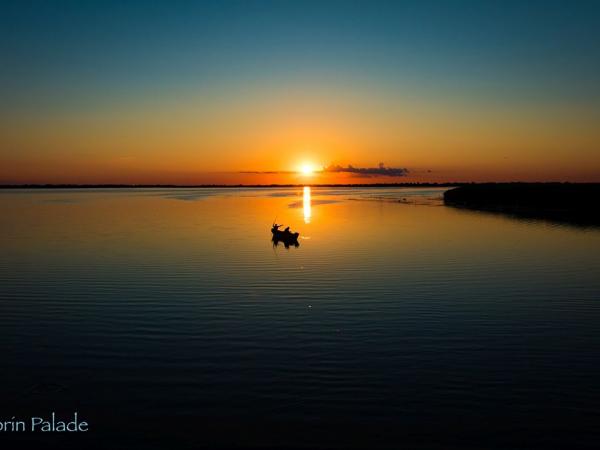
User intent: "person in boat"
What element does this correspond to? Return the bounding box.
[273,223,281,231]
[284,226,290,233]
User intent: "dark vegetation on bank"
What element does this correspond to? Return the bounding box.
[444,183,600,227]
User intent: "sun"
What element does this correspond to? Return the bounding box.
[300,163,315,176]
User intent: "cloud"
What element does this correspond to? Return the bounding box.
[323,163,409,177]
[239,162,409,177]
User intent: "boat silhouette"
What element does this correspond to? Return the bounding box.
[271,224,300,248]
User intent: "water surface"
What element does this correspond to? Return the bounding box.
[1,187,599,449]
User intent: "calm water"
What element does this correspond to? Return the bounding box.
[1,187,599,449]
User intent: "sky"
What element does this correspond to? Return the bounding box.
[1,0,599,184]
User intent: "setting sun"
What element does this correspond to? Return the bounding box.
[300,163,315,176]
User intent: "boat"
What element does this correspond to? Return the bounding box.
[271,224,300,247]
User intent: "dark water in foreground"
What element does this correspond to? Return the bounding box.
[1,187,599,449]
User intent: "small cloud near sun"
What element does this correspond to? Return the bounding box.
[323,163,409,177]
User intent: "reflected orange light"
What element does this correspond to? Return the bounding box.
[303,186,312,223]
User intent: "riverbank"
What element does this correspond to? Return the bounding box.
[444,183,600,226]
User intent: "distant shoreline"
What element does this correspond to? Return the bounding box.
[1,182,597,189]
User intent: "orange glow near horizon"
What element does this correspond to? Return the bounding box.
[1,80,600,184]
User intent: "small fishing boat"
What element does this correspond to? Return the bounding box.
[271,224,300,246]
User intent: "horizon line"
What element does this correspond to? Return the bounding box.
[1,182,599,189]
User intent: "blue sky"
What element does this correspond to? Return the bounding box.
[3,0,599,107]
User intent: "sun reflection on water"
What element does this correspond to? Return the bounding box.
[303,186,311,223]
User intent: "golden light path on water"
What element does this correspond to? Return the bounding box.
[303,186,311,223]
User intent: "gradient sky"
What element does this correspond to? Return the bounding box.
[1,0,599,184]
